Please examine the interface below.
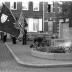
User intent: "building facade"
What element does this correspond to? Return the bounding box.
[43,2,60,38]
[3,1,67,39]
[5,1,43,32]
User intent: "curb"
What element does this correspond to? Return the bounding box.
[5,43,72,68]
[31,49,72,60]
[5,43,20,62]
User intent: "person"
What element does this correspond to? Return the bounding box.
[1,32,4,40]
[3,32,7,43]
[11,35,16,44]
[22,18,28,45]
[22,28,27,45]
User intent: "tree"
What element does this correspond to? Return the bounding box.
[58,1,72,27]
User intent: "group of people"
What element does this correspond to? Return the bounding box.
[1,28,27,45]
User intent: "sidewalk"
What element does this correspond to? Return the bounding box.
[5,41,72,68]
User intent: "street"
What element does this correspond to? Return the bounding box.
[0,41,72,72]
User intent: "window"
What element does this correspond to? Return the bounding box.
[59,19,64,22]
[47,1,53,13]
[27,18,42,32]
[27,18,33,32]
[14,2,16,9]
[58,7,62,13]
[33,19,39,31]
[33,2,39,11]
[65,18,69,22]
[58,2,63,5]
[10,2,17,10]
[39,19,42,31]
[48,4,51,12]
[22,1,29,10]
[51,4,53,12]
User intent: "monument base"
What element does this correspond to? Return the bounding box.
[31,49,72,61]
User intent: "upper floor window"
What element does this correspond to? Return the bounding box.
[48,4,51,12]
[47,1,53,13]
[58,7,62,13]
[51,4,53,12]
[22,1,29,10]
[10,2,17,10]
[14,2,16,9]
[33,2,39,11]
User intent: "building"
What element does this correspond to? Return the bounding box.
[5,1,43,33]
[1,1,68,39]
[43,2,60,38]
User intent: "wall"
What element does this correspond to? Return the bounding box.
[43,2,60,38]
[5,2,43,20]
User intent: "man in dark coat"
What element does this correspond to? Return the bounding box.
[22,28,27,45]
[11,35,16,44]
[1,32,4,40]
[3,32,7,43]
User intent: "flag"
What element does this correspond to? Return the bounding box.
[17,11,24,38]
[24,18,28,27]
[0,4,20,38]
[18,11,28,29]
[17,11,28,38]
[18,11,24,29]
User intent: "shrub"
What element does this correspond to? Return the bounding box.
[36,47,47,52]
[50,46,66,53]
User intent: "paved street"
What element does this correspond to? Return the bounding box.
[0,40,72,72]
[6,41,72,67]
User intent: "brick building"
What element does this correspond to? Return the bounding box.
[5,1,43,33]
[43,2,60,38]
[1,1,66,39]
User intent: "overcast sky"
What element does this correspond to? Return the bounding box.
[0,0,72,2]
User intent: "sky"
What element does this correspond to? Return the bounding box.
[0,0,72,5]
[0,0,72,2]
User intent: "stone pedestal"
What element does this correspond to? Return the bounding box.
[60,23,70,40]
